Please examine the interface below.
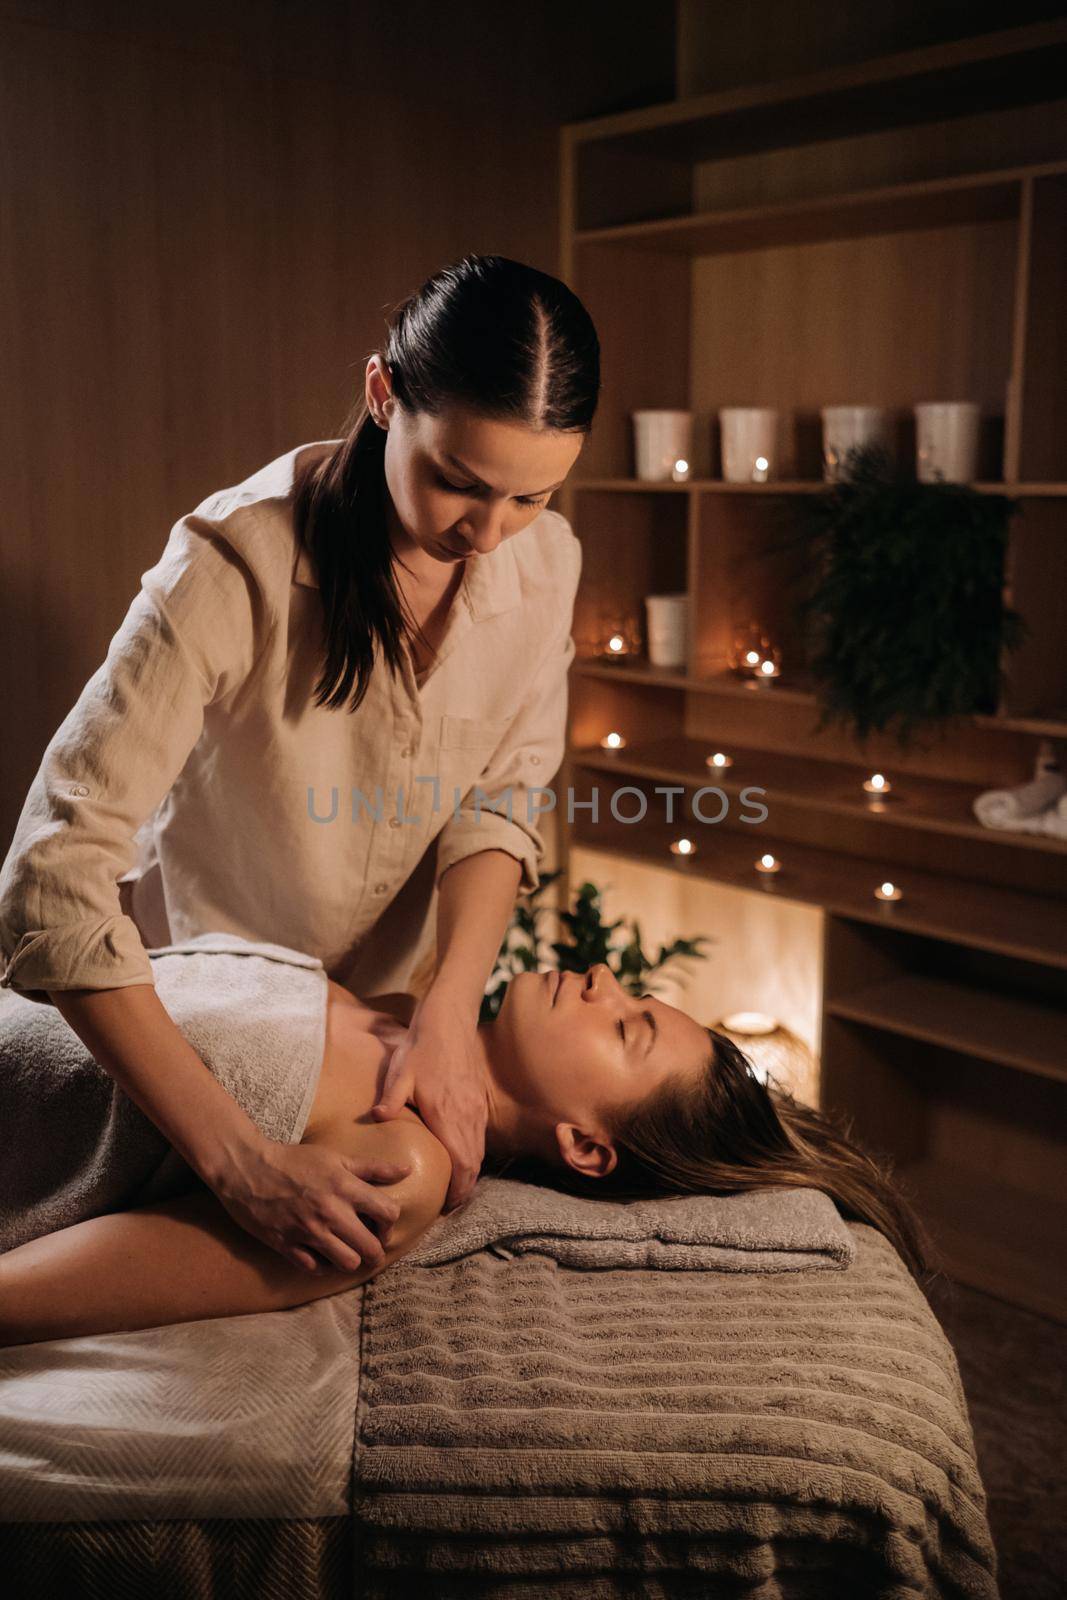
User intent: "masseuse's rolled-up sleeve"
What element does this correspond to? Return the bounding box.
[434,532,581,898]
[0,515,265,1005]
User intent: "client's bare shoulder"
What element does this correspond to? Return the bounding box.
[307,979,452,1255]
[369,1112,452,1260]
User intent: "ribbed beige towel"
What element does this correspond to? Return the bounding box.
[0,932,327,1253]
[405,1174,856,1271]
[355,1225,999,1597]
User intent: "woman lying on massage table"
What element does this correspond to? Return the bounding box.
[0,961,930,1346]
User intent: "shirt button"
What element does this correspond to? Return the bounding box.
[374,883,388,895]
[388,816,401,828]
[529,755,541,766]
[70,784,90,796]
[400,744,414,758]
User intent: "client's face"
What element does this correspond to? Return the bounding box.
[489,963,713,1177]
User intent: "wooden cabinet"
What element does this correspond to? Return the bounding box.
[555,23,1067,1320]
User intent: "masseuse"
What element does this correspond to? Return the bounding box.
[0,252,598,1276]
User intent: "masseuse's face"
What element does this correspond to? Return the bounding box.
[365,354,583,563]
[492,964,713,1179]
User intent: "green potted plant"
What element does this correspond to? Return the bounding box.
[480,870,714,1023]
[788,445,1027,751]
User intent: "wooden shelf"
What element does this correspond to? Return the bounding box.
[570,734,1067,859]
[575,478,824,493]
[575,166,1041,258]
[575,660,817,703]
[973,708,1067,739]
[572,477,1067,497]
[564,22,1067,163]
[572,661,1067,738]
[896,1157,1067,1322]
[564,810,1067,972]
[826,973,1067,1085]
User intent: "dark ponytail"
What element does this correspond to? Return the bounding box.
[290,253,600,714]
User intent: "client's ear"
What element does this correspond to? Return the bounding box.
[554,1121,618,1179]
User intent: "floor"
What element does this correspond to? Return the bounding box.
[924,1274,1067,1600]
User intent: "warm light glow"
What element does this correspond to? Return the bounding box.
[669,837,696,856]
[600,731,626,751]
[607,633,625,653]
[744,649,761,665]
[754,853,780,874]
[721,1011,779,1035]
[863,772,892,795]
[755,456,768,471]
[874,881,903,901]
[706,750,733,769]
[759,658,776,675]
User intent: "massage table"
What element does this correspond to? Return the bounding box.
[0,1219,999,1598]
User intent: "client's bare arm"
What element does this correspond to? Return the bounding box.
[0,1115,451,1347]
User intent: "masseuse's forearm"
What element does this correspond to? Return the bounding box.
[47,983,267,1185]
[431,849,523,1015]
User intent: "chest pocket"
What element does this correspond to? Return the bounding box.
[439,713,512,753]
[438,714,513,782]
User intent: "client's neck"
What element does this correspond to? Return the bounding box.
[473,1020,557,1171]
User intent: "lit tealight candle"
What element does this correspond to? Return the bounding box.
[599,731,627,751]
[754,853,780,875]
[863,773,892,796]
[752,455,770,483]
[670,837,697,857]
[606,633,626,654]
[706,751,733,769]
[874,881,903,902]
[758,657,779,679]
[671,457,690,482]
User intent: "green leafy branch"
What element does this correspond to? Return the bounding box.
[479,871,714,1022]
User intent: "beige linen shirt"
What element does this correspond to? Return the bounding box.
[0,441,582,1005]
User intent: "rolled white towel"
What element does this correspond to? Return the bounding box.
[1010,786,1067,839]
[973,767,1065,830]
[1041,790,1067,838]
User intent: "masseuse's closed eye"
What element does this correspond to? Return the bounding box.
[435,472,549,509]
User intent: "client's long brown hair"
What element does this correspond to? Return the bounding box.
[487,1028,937,1288]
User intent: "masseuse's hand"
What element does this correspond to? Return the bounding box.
[371,987,486,1213]
[212,1140,413,1275]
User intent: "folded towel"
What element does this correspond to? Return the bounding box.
[974,784,1067,837]
[353,1227,997,1596]
[973,767,1066,829]
[403,1173,855,1271]
[0,932,327,1253]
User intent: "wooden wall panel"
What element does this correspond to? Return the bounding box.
[0,0,676,844]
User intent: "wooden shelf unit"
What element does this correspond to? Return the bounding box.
[557,26,1067,1319]
[820,917,1067,1322]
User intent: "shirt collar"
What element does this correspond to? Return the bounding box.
[292,533,522,619]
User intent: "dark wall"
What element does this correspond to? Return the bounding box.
[0,0,676,842]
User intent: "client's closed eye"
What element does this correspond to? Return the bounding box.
[618,1001,657,1055]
